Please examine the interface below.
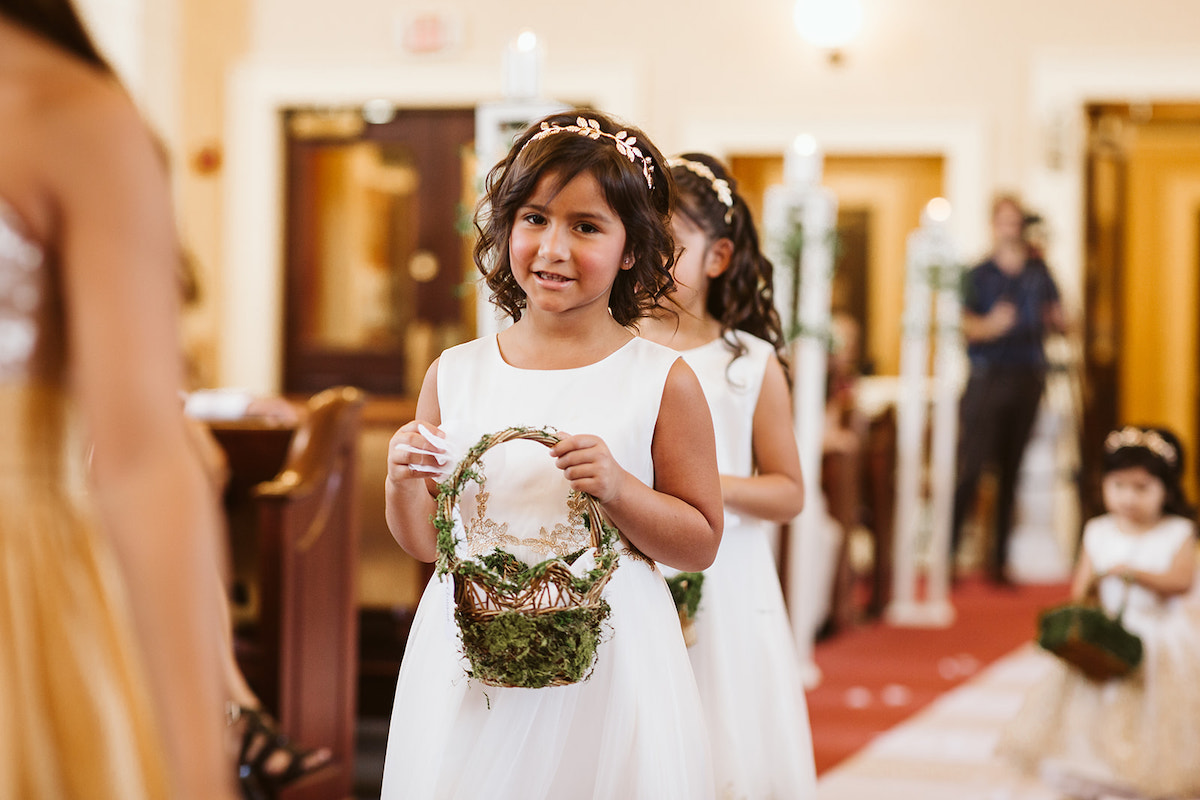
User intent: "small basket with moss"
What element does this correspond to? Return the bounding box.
[434,426,620,688]
[665,571,705,647]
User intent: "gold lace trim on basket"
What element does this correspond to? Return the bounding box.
[465,485,591,558]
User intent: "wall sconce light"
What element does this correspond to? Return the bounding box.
[793,0,863,65]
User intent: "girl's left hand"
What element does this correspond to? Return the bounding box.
[549,433,627,504]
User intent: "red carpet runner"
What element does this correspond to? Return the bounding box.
[806,576,1071,775]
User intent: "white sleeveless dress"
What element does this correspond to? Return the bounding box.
[662,332,817,800]
[999,513,1200,798]
[381,334,716,800]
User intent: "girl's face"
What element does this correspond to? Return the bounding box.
[1102,465,1167,530]
[667,211,729,315]
[668,212,712,311]
[509,170,629,320]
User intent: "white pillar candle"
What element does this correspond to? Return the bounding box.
[502,31,543,101]
[784,133,823,189]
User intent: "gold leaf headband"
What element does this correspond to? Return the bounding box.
[668,157,734,224]
[521,116,655,191]
[1104,426,1178,468]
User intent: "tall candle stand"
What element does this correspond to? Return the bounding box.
[886,200,961,628]
[763,135,838,686]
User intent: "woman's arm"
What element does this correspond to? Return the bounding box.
[961,302,1017,343]
[554,360,722,571]
[48,82,232,800]
[720,355,805,522]
[384,360,443,562]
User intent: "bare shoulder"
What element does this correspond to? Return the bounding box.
[662,356,704,399]
[414,356,443,424]
[0,23,154,237]
[658,357,711,429]
[37,72,161,190]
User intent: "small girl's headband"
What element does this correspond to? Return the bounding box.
[521,116,655,191]
[1104,426,1178,468]
[668,157,734,224]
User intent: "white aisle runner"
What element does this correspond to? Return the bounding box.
[816,644,1061,800]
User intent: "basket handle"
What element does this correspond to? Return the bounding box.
[435,427,611,565]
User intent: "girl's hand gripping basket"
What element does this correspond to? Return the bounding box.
[434,427,620,688]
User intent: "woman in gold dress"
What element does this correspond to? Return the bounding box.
[0,2,233,797]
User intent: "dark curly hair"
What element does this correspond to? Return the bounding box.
[473,110,676,326]
[669,152,789,381]
[1103,426,1195,521]
[1,0,112,72]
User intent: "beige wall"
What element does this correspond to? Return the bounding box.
[204,0,1200,390]
[241,0,1200,176]
[177,0,250,387]
[87,2,1200,381]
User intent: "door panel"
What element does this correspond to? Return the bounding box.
[1084,103,1200,508]
[283,107,476,396]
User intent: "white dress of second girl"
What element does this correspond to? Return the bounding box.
[998,513,1200,799]
[663,331,817,800]
[381,334,716,800]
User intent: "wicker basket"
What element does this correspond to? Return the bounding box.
[1037,601,1143,682]
[434,427,619,688]
[665,572,704,648]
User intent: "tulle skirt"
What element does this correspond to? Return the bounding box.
[381,556,716,800]
[0,485,170,800]
[667,515,817,800]
[998,605,1200,798]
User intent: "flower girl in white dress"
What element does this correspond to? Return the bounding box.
[999,426,1200,799]
[381,112,723,799]
[641,153,818,799]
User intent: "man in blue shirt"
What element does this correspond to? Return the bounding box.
[952,196,1066,585]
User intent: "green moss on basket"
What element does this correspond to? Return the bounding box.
[456,606,611,688]
[430,426,622,687]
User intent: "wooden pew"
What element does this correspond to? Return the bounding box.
[215,386,366,800]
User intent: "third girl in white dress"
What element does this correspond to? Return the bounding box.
[641,153,818,799]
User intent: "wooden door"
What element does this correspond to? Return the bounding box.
[1083,103,1200,511]
[282,107,477,396]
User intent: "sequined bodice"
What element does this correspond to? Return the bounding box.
[0,203,47,381]
[0,200,68,491]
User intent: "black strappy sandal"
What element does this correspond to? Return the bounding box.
[230,704,330,799]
